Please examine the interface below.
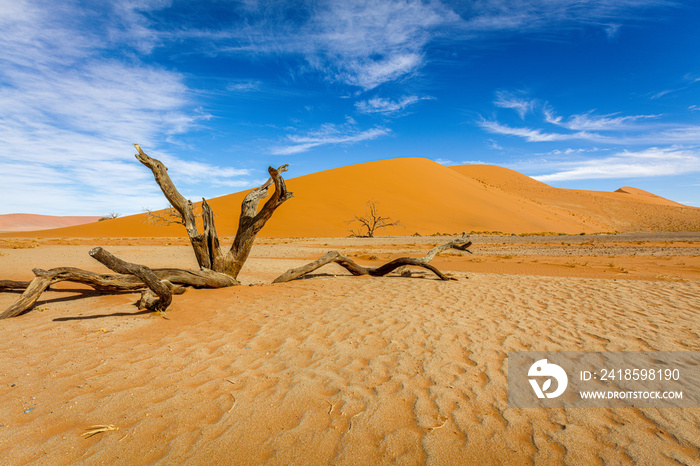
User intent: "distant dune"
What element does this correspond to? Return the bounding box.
[0,213,102,232]
[2,158,699,238]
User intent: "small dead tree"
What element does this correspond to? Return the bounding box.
[144,205,195,227]
[98,212,121,222]
[348,200,403,237]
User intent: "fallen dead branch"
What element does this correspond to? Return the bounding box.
[0,280,32,290]
[0,252,236,319]
[274,234,472,283]
[89,247,182,312]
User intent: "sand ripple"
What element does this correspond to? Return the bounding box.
[1,273,699,464]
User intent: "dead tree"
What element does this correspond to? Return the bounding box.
[134,144,292,279]
[1,144,469,319]
[1,145,292,318]
[274,234,472,283]
[144,206,190,227]
[348,200,402,237]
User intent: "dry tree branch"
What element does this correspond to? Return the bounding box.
[274,234,472,283]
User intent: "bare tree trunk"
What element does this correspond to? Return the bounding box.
[221,164,293,278]
[135,145,292,280]
[274,235,472,283]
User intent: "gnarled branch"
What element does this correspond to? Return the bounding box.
[135,145,292,280]
[274,235,472,283]
[1,259,238,319]
[89,247,177,312]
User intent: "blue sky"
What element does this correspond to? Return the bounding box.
[2,0,699,216]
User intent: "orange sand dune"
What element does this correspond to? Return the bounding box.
[0,214,102,232]
[450,164,699,232]
[4,158,699,238]
[614,186,681,204]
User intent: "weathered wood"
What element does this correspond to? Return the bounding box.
[135,145,292,280]
[138,281,185,311]
[368,257,453,280]
[223,164,293,278]
[0,280,32,290]
[135,144,215,270]
[1,144,292,319]
[273,251,367,283]
[89,247,176,311]
[1,262,238,319]
[0,276,54,319]
[273,235,472,283]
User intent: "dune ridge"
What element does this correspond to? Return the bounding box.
[2,158,698,238]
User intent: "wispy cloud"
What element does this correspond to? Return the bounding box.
[434,158,454,166]
[0,1,260,215]
[483,99,700,146]
[478,120,601,142]
[649,74,700,99]
[271,122,390,155]
[545,109,661,131]
[457,0,673,34]
[225,80,263,93]
[355,95,431,114]
[132,0,673,91]
[494,91,536,119]
[534,147,700,181]
[185,0,457,90]
[604,23,621,40]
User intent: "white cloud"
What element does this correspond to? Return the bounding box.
[434,158,454,166]
[534,147,700,181]
[649,75,700,100]
[457,0,672,34]
[545,110,661,131]
[98,0,677,93]
[494,91,536,119]
[478,120,601,142]
[300,1,454,89]
[271,123,390,155]
[604,23,621,40]
[0,0,259,215]
[487,139,504,151]
[484,100,700,146]
[225,80,262,93]
[204,0,456,90]
[355,95,431,114]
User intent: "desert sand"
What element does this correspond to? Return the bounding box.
[1,233,699,464]
[1,160,699,464]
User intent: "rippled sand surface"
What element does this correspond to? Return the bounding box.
[1,247,698,465]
